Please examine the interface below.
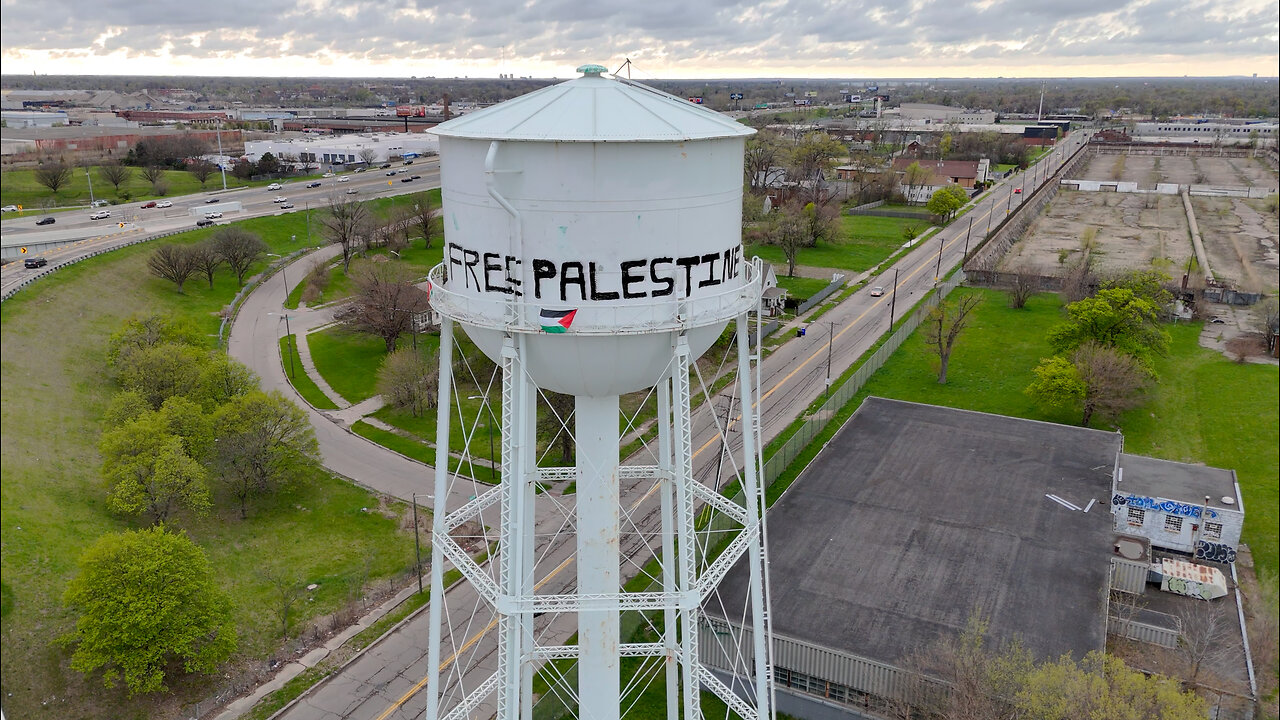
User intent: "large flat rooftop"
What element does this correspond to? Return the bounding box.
[717,397,1121,665]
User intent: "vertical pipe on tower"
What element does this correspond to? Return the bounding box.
[576,393,621,719]
[424,319,454,720]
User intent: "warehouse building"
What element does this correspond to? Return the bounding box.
[243,132,439,169]
[706,397,1247,719]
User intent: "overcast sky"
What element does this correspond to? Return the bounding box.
[2,0,1277,78]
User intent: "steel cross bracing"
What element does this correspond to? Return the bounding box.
[425,311,772,720]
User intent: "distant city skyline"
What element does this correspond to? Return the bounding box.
[2,0,1277,80]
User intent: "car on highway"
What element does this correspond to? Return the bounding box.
[385,170,398,176]
[339,176,350,182]
[91,199,111,208]
[272,196,288,203]
[205,197,220,204]
[379,163,392,169]
[869,286,885,297]
[280,202,295,209]
[1013,187,1023,194]
[36,217,55,226]
[90,210,111,220]
[306,181,322,188]
[403,159,414,165]
[156,200,172,208]
[345,188,359,195]
[267,183,283,191]
[323,172,336,178]
[24,257,48,268]
[204,211,223,219]
[400,176,414,183]
[1,205,18,213]
[196,219,216,227]
[142,201,157,208]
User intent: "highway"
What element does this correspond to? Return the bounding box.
[273,132,1092,720]
[0,160,441,299]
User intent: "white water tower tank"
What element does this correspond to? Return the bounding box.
[430,64,757,396]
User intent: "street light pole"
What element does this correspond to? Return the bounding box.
[962,216,973,267]
[283,314,296,379]
[216,122,228,190]
[85,165,96,206]
[826,320,834,402]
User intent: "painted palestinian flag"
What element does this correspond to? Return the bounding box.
[539,308,577,334]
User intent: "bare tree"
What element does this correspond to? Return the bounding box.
[1008,264,1042,309]
[320,194,371,273]
[924,294,982,384]
[188,240,224,289]
[140,166,168,194]
[358,147,379,167]
[211,227,268,286]
[1071,342,1151,426]
[1060,251,1096,303]
[34,163,73,195]
[766,203,809,277]
[744,129,785,191]
[407,191,443,249]
[147,245,198,294]
[901,161,931,204]
[261,567,305,638]
[1248,569,1279,702]
[538,391,576,463]
[188,159,217,188]
[97,162,132,192]
[1175,599,1236,689]
[335,261,431,352]
[1258,297,1279,356]
[376,348,438,416]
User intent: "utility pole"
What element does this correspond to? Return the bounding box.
[85,164,96,206]
[962,216,974,267]
[826,320,834,401]
[283,314,296,379]
[413,494,423,593]
[934,232,945,282]
[888,267,900,329]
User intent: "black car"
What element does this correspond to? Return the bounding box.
[205,197,220,204]
[403,159,414,165]
[36,217,55,225]
[24,257,48,268]
[400,176,414,182]
[379,163,392,169]
[307,181,322,188]
[196,219,216,227]
[411,175,421,180]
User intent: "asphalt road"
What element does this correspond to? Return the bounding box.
[270,133,1092,720]
[0,161,441,299]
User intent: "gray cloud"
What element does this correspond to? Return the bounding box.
[1,0,1276,74]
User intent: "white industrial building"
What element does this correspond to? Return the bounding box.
[1133,121,1277,144]
[895,103,996,125]
[1111,453,1244,561]
[0,110,69,128]
[243,132,439,168]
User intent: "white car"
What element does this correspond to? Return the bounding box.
[272,196,288,203]
[91,199,111,208]
[204,211,223,219]
[323,172,336,178]
[345,188,359,194]
[267,183,283,191]
[869,286,885,297]
[1,205,18,213]
[156,200,173,208]
[90,210,111,220]
[338,176,350,182]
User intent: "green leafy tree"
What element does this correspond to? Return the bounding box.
[939,132,953,159]
[1099,269,1173,307]
[62,527,237,694]
[106,314,204,368]
[256,151,280,175]
[99,407,211,524]
[211,391,319,518]
[194,354,259,410]
[1027,343,1151,426]
[1046,287,1169,363]
[115,342,207,409]
[926,187,964,221]
[102,389,152,428]
[1015,651,1206,720]
[901,160,931,204]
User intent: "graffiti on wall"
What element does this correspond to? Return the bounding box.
[1163,575,1218,600]
[1111,494,1219,520]
[1194,539,1238,564]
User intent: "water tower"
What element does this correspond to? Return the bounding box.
[424,65,773,720]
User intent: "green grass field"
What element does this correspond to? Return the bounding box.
[0,210,417,719]
[0,165,318,210]
[828,288,1279,574]
[306,327,398,404]
[279,336,339,410]
[747,213,927,273]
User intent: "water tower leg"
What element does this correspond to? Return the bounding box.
[671,337,702,720]
[737,314,771,718]
[499,336,537,720]
[576,393,621,719]
[657,375,680,720]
